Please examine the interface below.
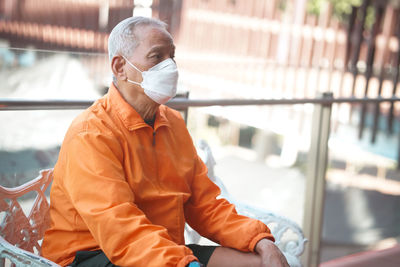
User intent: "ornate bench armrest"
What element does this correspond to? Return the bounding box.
[235,204,307,267]
[0,236,60,267]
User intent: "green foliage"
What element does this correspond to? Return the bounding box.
[329,0,362,20]
[364,5,376,29]
[278,0,288,12]
[306,0,380,28]
[307,0,323,16]
[307,0,363,18]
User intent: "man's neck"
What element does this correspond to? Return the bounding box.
[114,82,160,121]
[133,99,159,121]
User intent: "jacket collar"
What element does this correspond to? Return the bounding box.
[107,83,170,131]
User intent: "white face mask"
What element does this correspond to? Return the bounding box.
[123,56,179,104]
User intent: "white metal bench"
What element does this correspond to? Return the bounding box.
[0,141,306,266]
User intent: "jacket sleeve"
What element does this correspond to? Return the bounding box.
[62,132,197,267]
[184,155,275,252]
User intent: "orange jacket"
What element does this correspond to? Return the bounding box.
[42,83,274,267]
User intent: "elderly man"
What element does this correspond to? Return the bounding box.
[42,17,288,267]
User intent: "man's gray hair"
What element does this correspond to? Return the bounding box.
[108,16,167,61]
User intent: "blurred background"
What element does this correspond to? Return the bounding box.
[0,0,400,266]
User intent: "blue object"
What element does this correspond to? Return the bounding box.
[187,261,202,267]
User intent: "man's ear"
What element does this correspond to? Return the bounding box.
[111,55,127,81]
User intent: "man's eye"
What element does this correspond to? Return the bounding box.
[151,54,161,59]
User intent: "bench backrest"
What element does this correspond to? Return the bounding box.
[0,169,53,255]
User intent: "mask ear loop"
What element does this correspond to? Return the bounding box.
[122,55,143,86]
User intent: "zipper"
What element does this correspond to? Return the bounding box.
[151,128,162,192]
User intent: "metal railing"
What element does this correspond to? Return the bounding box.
[1,94,400,267]
[1,96,399,110]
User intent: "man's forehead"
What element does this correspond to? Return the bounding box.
[134,24,174,47]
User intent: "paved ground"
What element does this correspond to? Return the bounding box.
[197,142,400,263]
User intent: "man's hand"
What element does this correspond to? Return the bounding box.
[255,238,289,267]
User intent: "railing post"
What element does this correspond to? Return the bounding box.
[302,92,333,267]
